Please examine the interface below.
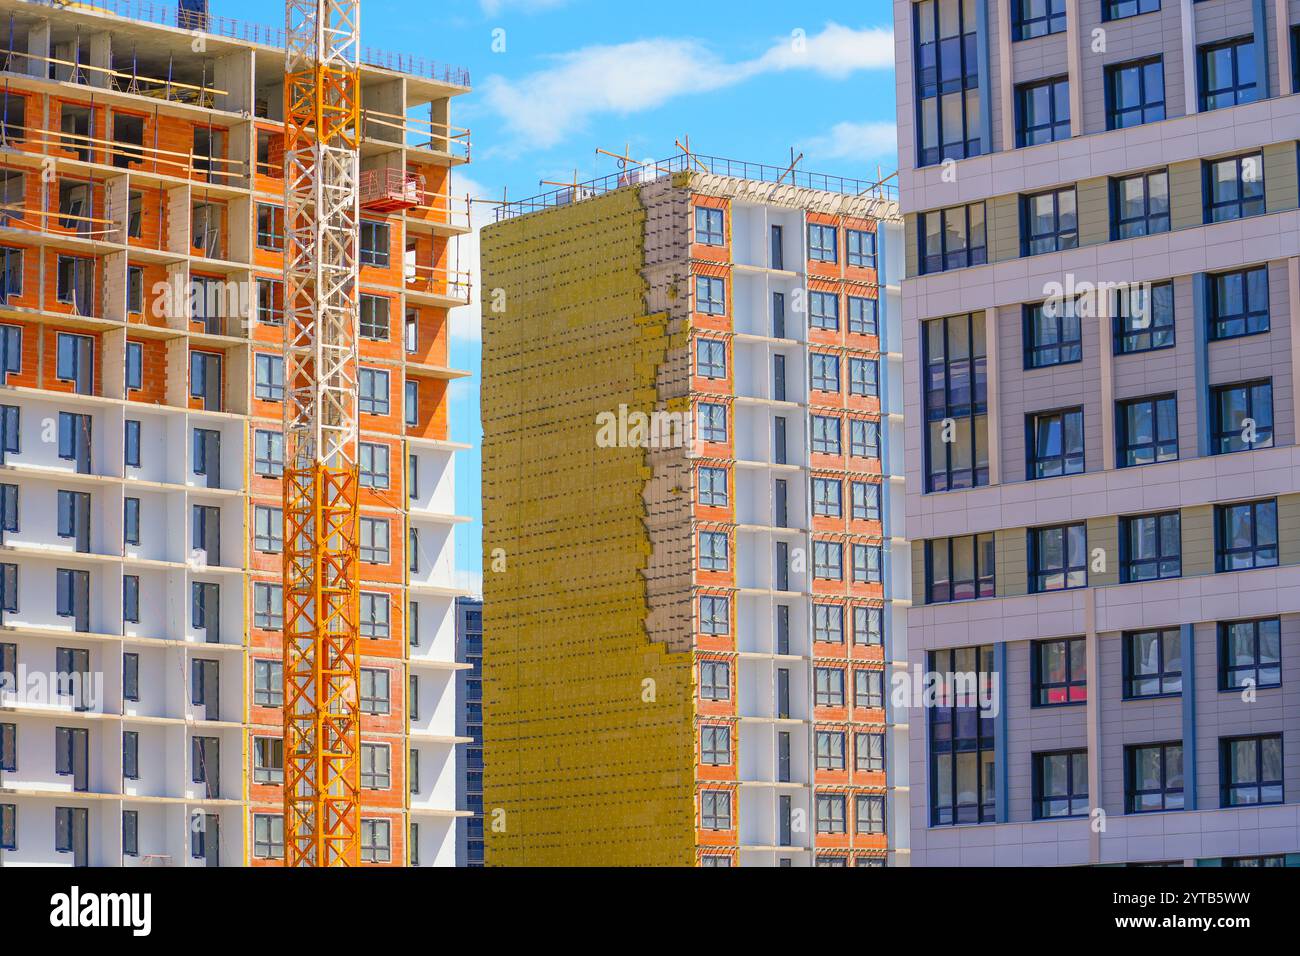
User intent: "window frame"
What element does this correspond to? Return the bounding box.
[1214,498,1278,572]
[1015,75,1071,147]
[1123,628,1183,699]
[1119,510,1181,583]
[1028,522,1088,593]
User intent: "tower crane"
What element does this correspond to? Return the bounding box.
[281,0,364,866]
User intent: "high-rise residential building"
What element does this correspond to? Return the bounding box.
[455,595,483,865]
[0,0,471,866]
[895,0,1300,866]
[480,155,905,866]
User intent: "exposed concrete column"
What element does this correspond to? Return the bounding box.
[25,19,49,79]
[86,33,111,89]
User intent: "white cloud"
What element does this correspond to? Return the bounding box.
[802,120,898,163]
[482,23,894,151]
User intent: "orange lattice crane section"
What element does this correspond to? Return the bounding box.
[281,0,364,867]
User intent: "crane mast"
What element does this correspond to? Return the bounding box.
[281,0,363,867]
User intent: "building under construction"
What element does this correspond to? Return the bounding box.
[481,156,907,866]
[0,0,472,866]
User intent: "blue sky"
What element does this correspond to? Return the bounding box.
[220,0,900,591]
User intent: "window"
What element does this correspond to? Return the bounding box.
[409,675,420,721]
[1219,618,1280,691]
[1106,57,1164,128]
[123,497,140,546]
[696,275,725,315]
[700,595,729,635]
[811,416,841,455]
[123,420,142,469]
[257,279,284,326]
[254,737,284,784]
[857,732,885,772]
[1117,511,1183,585]
[924,313,988,491]
[254,353,284,401]
[253,814,284,860]
[254,506,283,553]
[852,544,882,584]
[1028,407,1084,478]
[125,340,143,391]
[810,353,839,392]
[361,743,391,790]
[698,466,727,507]
[1216,499,1278,572]
[854,606,883,646]
[696,338,725,378]
[1029,523,1087,592]
[254,430,284,477]
[360,294,389,341]
[815,731,846,770]
[254,659,283,707]
[360,667,390,715]
[1012,0,1065,39]
[1126,742,1183,812]
[1205,152,1265,223]
[694,207,724,245]
[255,203,284,250]
[405,380,418,426]
[122,731,139,779]
[848,296,878,335]
[812,477,842,517]
[816,793,846,833]
[122,810,137,857]
[848,358,878,397]
[1111,169,1170,241]
[1103,0,1158,20]
[1117,394,1177,466]
[1124,628,1182,698]
[697,403,726,443]
[814,666,845,707]
[1209,266,1268,340]
[360,220,390,267]
[1224,854,1287,867]
[855,669,884,708]
[0,722,12,772]
[359,442,390,489]
[701,791,732,830]
[56,332,93,390]
[913,0,982,165]
[189,351,221,408]
[851,481,880,521]
[1198,37,1257,111]
[253,582,283,630]
[1212,380,1272,454]
[813,604,844,644]
[360,592,391,639]
[809,291,839,330]
[359,367,390,415]
[698,531,728,571]
[928,648,996,825]
[1021,188,1077,255]
[1033,637,1087,705]
[56,256,93,312]
[361,819,391,863]
[1016,76,1070,146]
[701,726,731,765]
[359,517,390,564]
[918,203,987,273]
[1113,281,1173,352]
[808,223,837,262]
[699,659,730,700]
[122,651,139,700]
[846,229,876,268]
[1034,750,1087,818]
[926,533,995,603]
[1221,735,1283,806]
[813,541,843,581]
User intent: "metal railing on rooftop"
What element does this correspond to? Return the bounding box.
[18,0,471,86]
[495,152,898,222]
